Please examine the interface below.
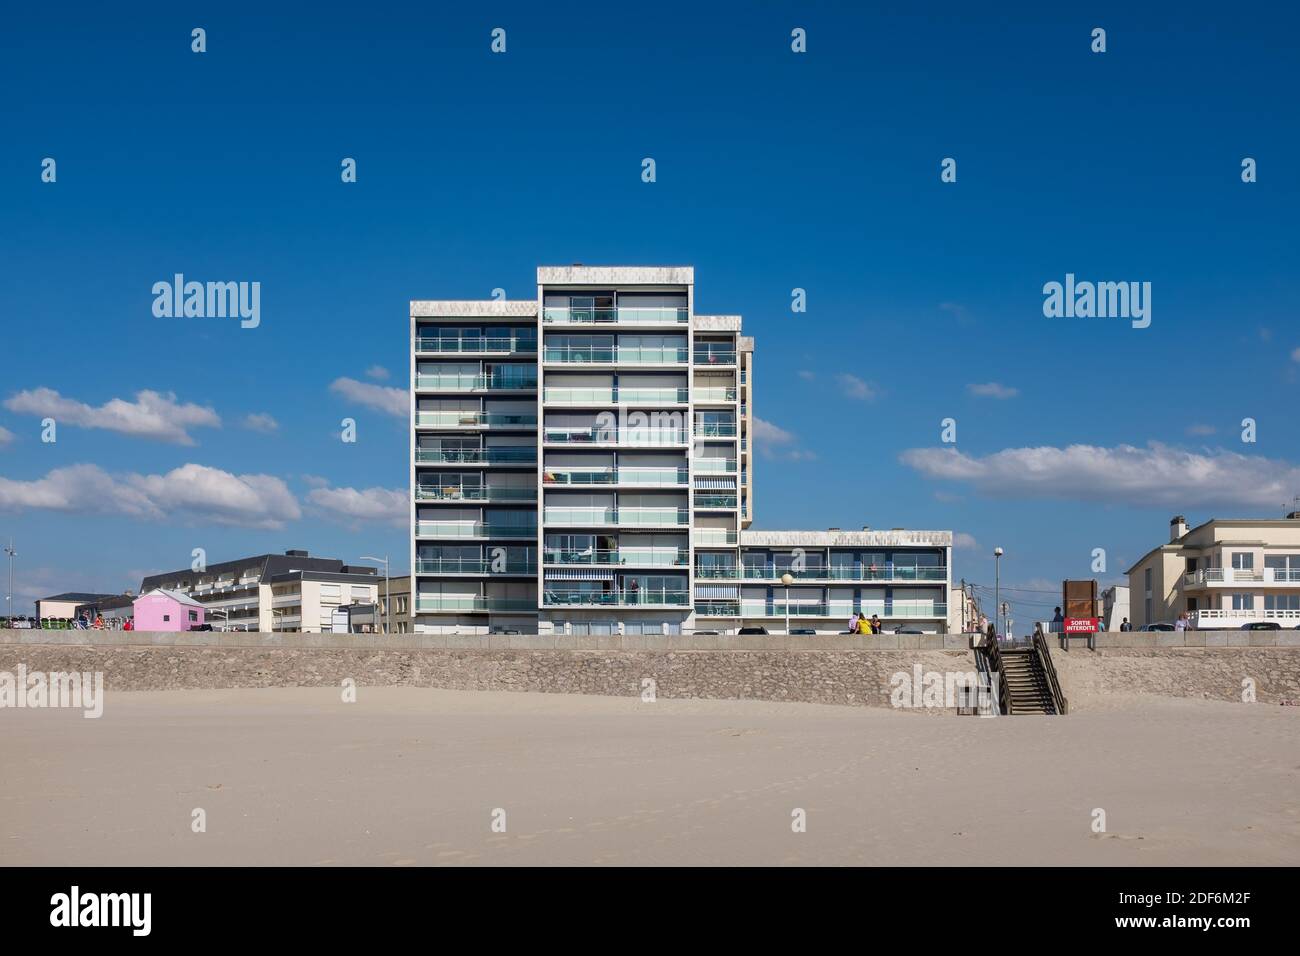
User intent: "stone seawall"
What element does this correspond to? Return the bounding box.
[0,642,972,709]
[1052,647,1300,704]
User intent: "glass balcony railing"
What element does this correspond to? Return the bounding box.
[543,345,688,364]
[693,423,737,437]
[543,549,689,567]
[415,523,537,539]
[694,566,740,579]
[693,494,738,509]
[415,597,537,613]
[694,387,738,403]
[543,508,690,527]
[543,428,687,446]
[542,467,688,486]
[415,336,537,354]
[542,306,688,325]
[542,589,690,607]
[415,448,537,464]
[733,566,947,582]
[415,558,537,575]
[694,529,739,545]
[740,602,949,618]
[415,412,537,428]
[542,387,689,404]
[694,345,737,365]
[696,600,741,616]
[693,458,738,474]
[416,375,537,391]
[414,485,536,502]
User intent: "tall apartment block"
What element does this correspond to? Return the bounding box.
[411,265,950,635]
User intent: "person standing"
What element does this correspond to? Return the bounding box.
[870,614,882,634]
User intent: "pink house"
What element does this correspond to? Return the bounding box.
[132,588,206,631]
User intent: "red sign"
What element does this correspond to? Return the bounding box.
[1064,617,1099,633]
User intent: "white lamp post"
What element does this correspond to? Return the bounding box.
[3,538,15,621]
[780,572,794,635]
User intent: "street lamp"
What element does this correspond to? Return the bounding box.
[361,555,390,635]
[993,547,1004,640]
[3,538,15,622]
[780,572,794,636]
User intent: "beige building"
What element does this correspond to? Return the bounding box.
[379,575,413,633]
[1126,513,1300,628]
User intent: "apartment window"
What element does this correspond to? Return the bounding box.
[1265,595,1300,611]
[1231,593,1253,611]
[1231,552,1255,570]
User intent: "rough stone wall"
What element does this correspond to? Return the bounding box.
[0,644,973,709]
[1052,647,1300,704]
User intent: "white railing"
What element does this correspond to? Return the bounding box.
[1183,568,1300,586]
[1192,608,1300,625]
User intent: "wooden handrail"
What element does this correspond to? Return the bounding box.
[977,632,1011,715]
[1032,631,1069,715]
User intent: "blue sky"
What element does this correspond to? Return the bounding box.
[1,2,1297,622]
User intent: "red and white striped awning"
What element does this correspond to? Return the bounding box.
[545,569,614,582]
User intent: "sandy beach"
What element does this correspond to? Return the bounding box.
[2,687,1298,866]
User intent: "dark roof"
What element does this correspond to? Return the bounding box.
[75,594,136,613]
[38,592,121,603]
[267,570,380,585]
[140,551,375,592]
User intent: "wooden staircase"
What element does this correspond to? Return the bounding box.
[975,631,1068,715]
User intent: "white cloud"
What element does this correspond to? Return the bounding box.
[967,382,1019,400]
[1291,346,1300,363]
[329,377,407,418]
[751,417,816,461]
[900,442,1300,510]
[3,388,220,445]
[837,373,878,401]
[1185,423,1216,436]
[953,532,979,550]
[242,412,279,433]
[0,426,12,447]
[0,463,300,528]
[366,365,390,381]
[308,485,407,527]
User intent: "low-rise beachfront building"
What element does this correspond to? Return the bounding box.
[34,592,120,621]
[1126,513,1300,629]
[140,550,379,633]
[694,529,952,634]
[133,588,206,631]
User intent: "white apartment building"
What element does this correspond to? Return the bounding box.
[140,550,380,632]
[1127,513,1300,628]
[410,265,950,635]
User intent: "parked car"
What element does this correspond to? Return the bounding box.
[191,623,214,631]
[1241,621,1281,630]
[737,626,768,635]
[693,630,720,636]
[1139,622,1176,631]
[789,627,816,635]
[895,625,924,635]
[489,627,521,635]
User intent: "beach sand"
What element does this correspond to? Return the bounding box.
[2,687,1297,866]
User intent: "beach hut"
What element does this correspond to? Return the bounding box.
[132,588,206,632]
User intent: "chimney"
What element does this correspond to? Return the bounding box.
[862,526,870,531]
[285,549,309,557]
[1170,515,1188,542]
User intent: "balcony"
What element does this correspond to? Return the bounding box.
[694,494,738,509]
[693,386,738,403]
[740,601,948,619]
[693,458,738,474]
[542,588,690,607]
[734,565,948,582]
[415,375,537,392]
[415,485,535,503]
[415,335,537,355]
[694,529,739,545]
[543,507,690,528]
[542,467,688,487]
[415,558,536,575]
[1191,608,1300,628]
[694,345,737,366]
[696,600,741,616]
[693,423,737,438]
[415,523,537,539]
[694,566,740,579]
[543,427,687,448]
[415,597,537,613]
[543,345,688,365]
[542,386,688,405]
[415,448,537,465]
[1182,568,1300,588]
[542,306,687,326]
[543,548,689,568]
[415,411,537,429]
